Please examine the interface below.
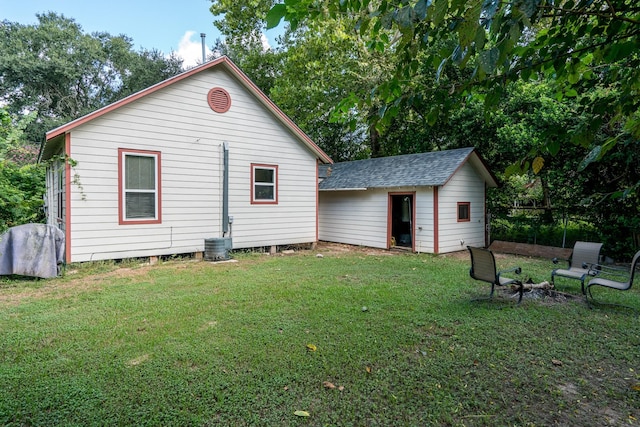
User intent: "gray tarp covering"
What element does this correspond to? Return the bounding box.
[0,223,65,279]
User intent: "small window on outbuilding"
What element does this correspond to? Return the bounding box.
[457,202,470,222]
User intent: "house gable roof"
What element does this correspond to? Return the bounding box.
[42,56,332,164]
[318,147,498,190]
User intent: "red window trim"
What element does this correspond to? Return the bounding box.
[251,163,278,205]
[457,202,471,222]
[118,148,162,225]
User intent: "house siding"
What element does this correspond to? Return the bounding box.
[319,190,388,249]
[227,151,317,248]
[413,188,435,253]
[319,187,436,252]
[437,161,486,253]
[64,67,318,262]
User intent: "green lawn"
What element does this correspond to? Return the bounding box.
[1,246,638,426]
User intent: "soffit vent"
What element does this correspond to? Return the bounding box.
[207,87,231,113]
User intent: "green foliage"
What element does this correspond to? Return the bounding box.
[491,213,598,247]
[268,18,385,160]
[118,49,183,100]
[212,1,638,252]
[0,13,183,142]
[0,110,38,166]
[210,0,278,42]
[210,0,284,95]
[210,0,384,159]
[0,108,45,232]
[0,161,45,232]
[1,252,639,425]
[0,14,184,231]
[267,0,640,194]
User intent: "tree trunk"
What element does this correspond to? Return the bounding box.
[369,124,381,158]
[539,175,554,223]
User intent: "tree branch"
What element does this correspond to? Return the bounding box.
[538,5,640,25]
[604,0,616,14]
[507,28,640,77]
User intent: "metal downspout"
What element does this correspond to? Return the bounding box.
[222,142,229,236]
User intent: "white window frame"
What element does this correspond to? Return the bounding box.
[119,148,161,224]
[251,164,278,204]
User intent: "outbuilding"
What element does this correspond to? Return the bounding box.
[318,148,498,254]
[40,56,332,263]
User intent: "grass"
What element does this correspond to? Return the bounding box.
[1,246,639,426]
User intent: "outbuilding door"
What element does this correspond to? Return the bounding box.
[388,192,415,251]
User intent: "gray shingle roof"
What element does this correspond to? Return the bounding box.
[319,147,493,190]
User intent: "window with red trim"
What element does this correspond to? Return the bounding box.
[457,202,470,222]
[251,164,278,204]
[119,149,162,224]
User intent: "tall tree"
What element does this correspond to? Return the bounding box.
[0,13,183,143]
[118,49,183,100]
[267,0,640,192]
[210,0,283,95]
[0,13,184,231]
[210,0,401,159]
[270,18,397,160]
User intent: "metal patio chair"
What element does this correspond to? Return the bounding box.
[584,249,640,310]
[551,241,603,294]
[467,246,524,304]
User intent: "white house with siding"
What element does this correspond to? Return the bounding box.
[318,148,498,254]
[40,56,332,263]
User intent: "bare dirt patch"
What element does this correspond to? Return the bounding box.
[556,379,630,426]
[434,249,470,260]
[0,265,154,306]
[127,354,151,367]
[314,241,395,256]
[0,258,233,307]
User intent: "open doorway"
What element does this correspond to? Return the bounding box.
[389,193,414,250]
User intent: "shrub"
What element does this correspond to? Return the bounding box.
[0,160,45,233]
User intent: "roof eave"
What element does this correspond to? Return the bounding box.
[319,187,368,191]
[39,134,65,162]
[440,149,499,188]
[46,57,229,141]
[45,56,333,164]
[472,152,499,188]
[221,59,333,165]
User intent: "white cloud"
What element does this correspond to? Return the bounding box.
[261,33,271,51]
[171,30,272,68]
[175,31,212,68]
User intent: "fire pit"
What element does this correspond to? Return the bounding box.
[507,279,578,303]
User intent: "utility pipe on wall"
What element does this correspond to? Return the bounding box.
[222,142,229,236]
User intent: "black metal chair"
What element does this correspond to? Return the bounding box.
[467,246,523,304]
[551,241,603,294]
[584,249,640,310]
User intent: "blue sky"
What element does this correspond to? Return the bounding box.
[1,0,280,68]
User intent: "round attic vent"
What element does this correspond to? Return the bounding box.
[207,87,231,113]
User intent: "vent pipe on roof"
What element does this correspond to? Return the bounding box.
[200,33,206,63]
